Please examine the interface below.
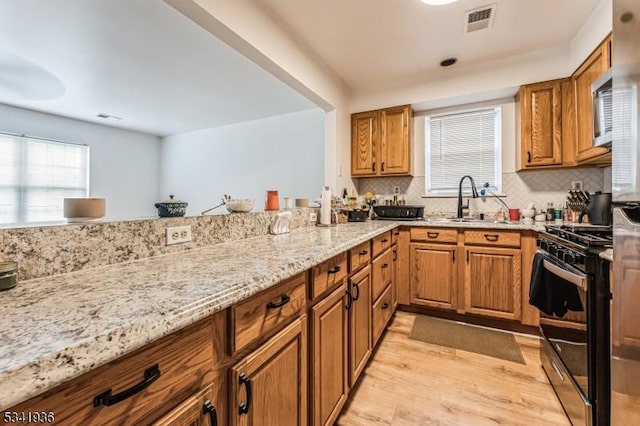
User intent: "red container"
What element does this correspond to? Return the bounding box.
[265,190,279,211]
[508,208,520,222]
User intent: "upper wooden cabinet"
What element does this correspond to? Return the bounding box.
[519,79,564,168]
[572,34,612,165]
[351,105,412,177]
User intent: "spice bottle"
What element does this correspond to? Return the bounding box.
[546,202,554,222]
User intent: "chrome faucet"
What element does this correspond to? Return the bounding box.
[457,175,479,218]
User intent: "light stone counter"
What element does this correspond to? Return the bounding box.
[0,221,396,410]
[600,248,613,262]
[0,218,543,410]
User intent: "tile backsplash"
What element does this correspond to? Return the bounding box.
[0,208,316,281]
[357,168,606,216]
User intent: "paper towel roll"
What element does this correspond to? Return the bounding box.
[64,198,106,222]
[320,186,331,225]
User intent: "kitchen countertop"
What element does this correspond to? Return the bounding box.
[0,218,540,410]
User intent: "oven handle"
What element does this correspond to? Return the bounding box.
[543,259,587,291]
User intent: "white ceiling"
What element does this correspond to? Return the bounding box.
[0,0,318,137]
[256,0,602,93]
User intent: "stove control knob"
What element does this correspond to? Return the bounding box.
[547,243,558,256]
[539,240,549,251]
[564,251,576,265]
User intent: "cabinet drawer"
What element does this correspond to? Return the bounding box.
[349,240,371,274]
[391,228,400,245]
[464,230,521,248]
[11,319,214,426]
[372,284,393,346]
[311,252,348,300]
[372,248,393,301]
[231,272,307,355]
[410,228,457,243]
[372,232,392,258]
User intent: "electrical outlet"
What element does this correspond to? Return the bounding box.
[309,211,318,223]
[166,225,192,245]
[571,180,583,190]
[393,186,400,194]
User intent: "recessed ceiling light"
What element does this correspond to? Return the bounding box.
[440,57,458,67]
[420,0,458,5]
[96,113,123,121]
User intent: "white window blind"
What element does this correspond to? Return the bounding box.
[612,85,636,195]
[0,133,89,225]
[425,107,501,195]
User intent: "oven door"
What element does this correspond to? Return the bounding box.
[536,256,591,425]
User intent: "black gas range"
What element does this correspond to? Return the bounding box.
[534,224,611,425]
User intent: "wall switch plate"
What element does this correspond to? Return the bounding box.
[166,225,192,245]
[571,180,583,190]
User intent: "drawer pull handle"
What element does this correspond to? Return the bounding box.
[382,302,389,310]
[381,263,389,268]
[352,282,360,301]
[93,364,161,407]
[381,238,389,243]
[393,230,400,236]
[372,161,376,172]
[266,294,290,309]
[381,161,385,172]
[427,232,439,238]
[203,400,218,426]
[239,373,253,415]
[484,234,499,242]
[452,250,456,263]
[359,250,369,256]
[328,265,341,274]
[393,249,397,261]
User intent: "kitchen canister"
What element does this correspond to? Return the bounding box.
[0,261,18,291]
[265,190,279,211]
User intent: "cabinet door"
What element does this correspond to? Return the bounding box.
[573,37,611,163]
[153,385,217,426]
[464,246,522,321]
[230,317,307,426]
[379,105,411,175]
[391,244,399,310]
[310,283,349,426]
[348,266,372,387]
[351,111,378,176]
[410,243,457,310]
[371,248,393,301]
[520,80,563,168]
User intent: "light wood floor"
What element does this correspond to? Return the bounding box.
[337,312,570,426]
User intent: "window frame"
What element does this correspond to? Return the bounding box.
[424,106,502,197]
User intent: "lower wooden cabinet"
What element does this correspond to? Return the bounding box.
[372,284,393,346]
[310,283,349,426]
[230,316,308,426]
[153,385,217,426]
[348,265,372,387]
[410,242,457,311]
[464,246,522,321]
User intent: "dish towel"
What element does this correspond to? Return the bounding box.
[529,252,584,317]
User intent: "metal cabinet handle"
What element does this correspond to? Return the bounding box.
[345,289,353,310]
[484,234,499,242]
[266,294,290,309]
[372,161,376,172]
[381,238,389,243]
[452,250,456,263]
[239,373,253,415]
[427,232,439,238]
[381,162,385,172]
[352,282,360,301]
[382,302,389,310]
[328,265,341,274]
[527,151,531,163]
[93,364,161,407]
[381,263,389,268]
[203,400,218,426]
[359,250,369,256]
[466,251,470,263]
[393,230,400,236]
[393,249,397,261]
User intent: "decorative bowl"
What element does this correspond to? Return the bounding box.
[225,199,254,213]
[155,195,188,217]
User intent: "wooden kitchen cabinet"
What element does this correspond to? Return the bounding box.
[371,248,393,301]
[572,34,612,165]
[310,283,349,426]
[348,265,372,387]
[464,246,522,321]
[230,316,307,426]
[153,385,217,426]
[410,242,458,311]
[518,79,564,168]
[351,105,412,177]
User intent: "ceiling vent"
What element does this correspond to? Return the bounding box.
[464,4,496,33]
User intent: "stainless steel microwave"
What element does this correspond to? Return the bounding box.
[592,68,613,148]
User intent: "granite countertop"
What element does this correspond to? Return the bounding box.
[600,248,613,262]
[0,218,541,410]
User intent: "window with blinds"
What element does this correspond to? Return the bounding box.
[612,85,636,195]
[425,107,502,195]
[0,133,89,225]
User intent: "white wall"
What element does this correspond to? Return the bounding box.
[0,103,161,219]
[160,108,325,214]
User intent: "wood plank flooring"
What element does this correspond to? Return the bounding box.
[337,312,570,425]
